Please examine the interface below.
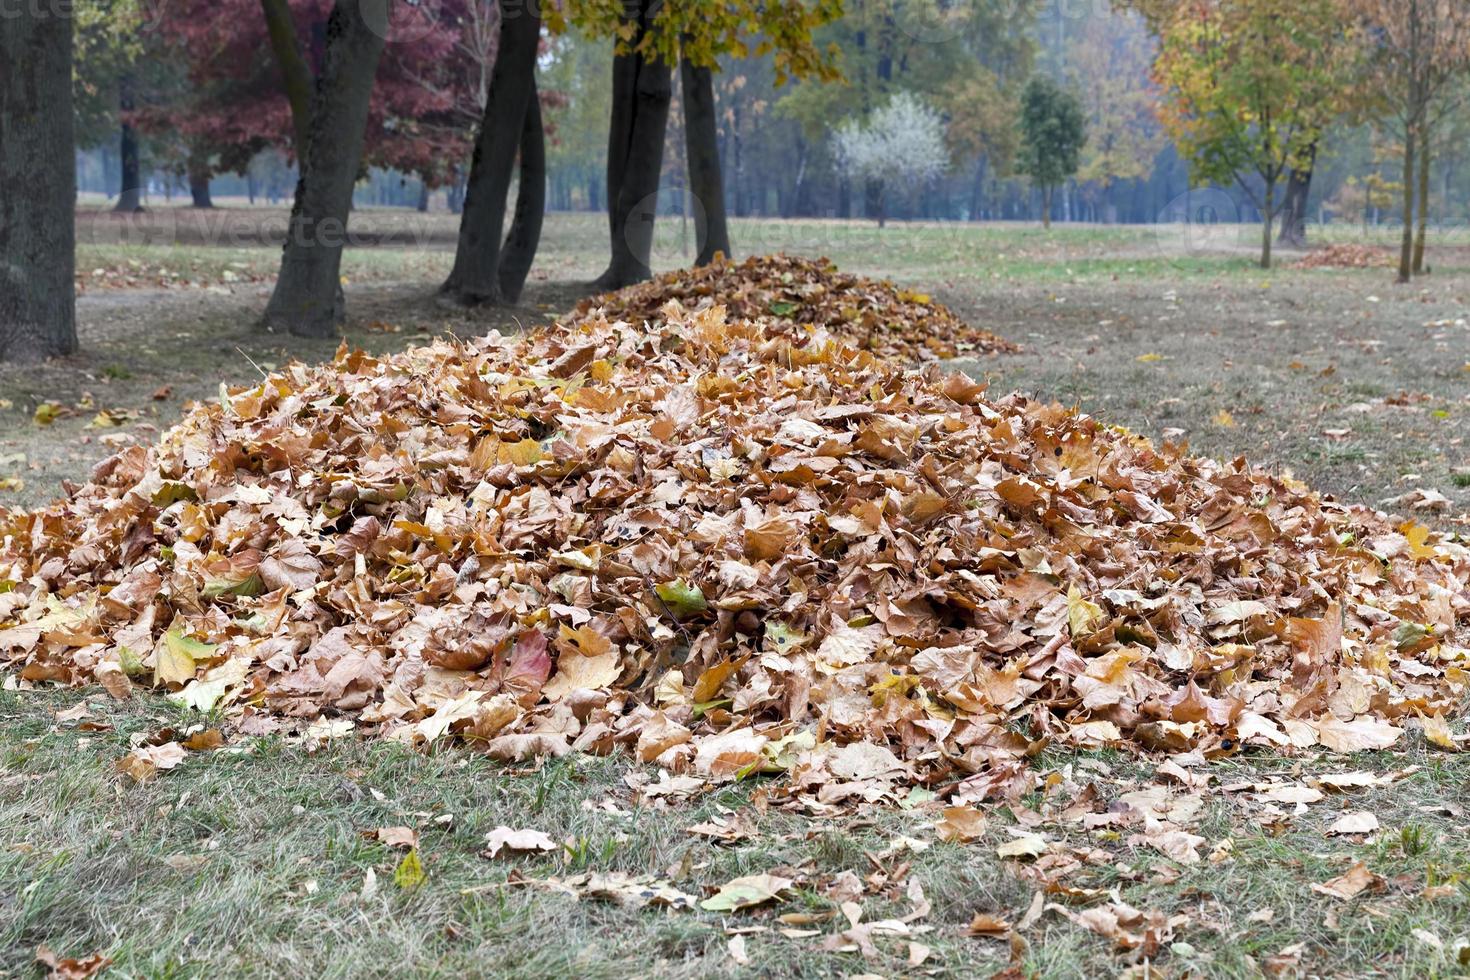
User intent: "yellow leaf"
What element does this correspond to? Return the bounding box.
[394,848,426,889]
[1066,585,1105,637]
[154,627,216,686]
[1420,713,1458,752]
[1136,352,1164,363]
[1213,410,1236,428]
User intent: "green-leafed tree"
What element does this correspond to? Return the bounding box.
[1015,75,1086,229]
[1146,0,1358,268]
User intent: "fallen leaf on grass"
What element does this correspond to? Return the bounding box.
[1326,812,1379,836]
[394,848,426,889]
[116,742,185,783]
[1310,862,1381,900]
[364,826,419,850]
[482,826,558,859]
[967,913,1011,938]
[35,945,111,980]
[1313,716,1402,752]
[727,934,750,966]
[935,805,989,843]
[996,832,1048,860]
[700,873,793,912]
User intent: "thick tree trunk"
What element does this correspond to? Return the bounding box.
[441,0,540,305]
[602,49,638,248]
[680,57,730,266]
[596,2,673,290]
[498,81,545,304]
[261,0,387,337]
[1398,126,1416,284]
[0,6,77,362]
[115,77,142,212]
[1041,185,1052,230]
[1413,137,1429,275]
[416,182,429,212]
[260,0,315,158]
[1276,142,1315,248]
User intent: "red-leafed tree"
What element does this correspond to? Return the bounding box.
[139,0,497,192]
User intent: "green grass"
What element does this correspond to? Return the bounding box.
[5,687,1470,978]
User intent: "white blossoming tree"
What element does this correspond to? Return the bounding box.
[831,92,949,227]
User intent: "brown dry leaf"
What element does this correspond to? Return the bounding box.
[935,805,989,844]
[35,946,112,980]
[182,728,224,751]
[365,826,420,850]
[967,913,1011,938]
[1310,862,1382,900]
[1313,716,1403,752]
[116,742,186,783]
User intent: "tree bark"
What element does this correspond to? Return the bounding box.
[1398,125,1416,284]
[1,4,77,362]
[1276,142,1315,248]
[441,0,540,306]
[1413,134,1430,275]
[260,0,315,158]
[188,147,214,208]
[115,76,142,212]
[1041,185,1052,230]
[680,57,731,266]
[498,80,545,304]
[1260,180,1274,269]
[595,1,673,290]
[261,0,388,337]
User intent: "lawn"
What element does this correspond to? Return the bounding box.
[3,211,1469,978]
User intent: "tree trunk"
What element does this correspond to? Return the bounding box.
[680,57,730,266]
[0,5,77,362]
[1041,185,1052,230]
[261,0,387,337]
[595,1,673,290]
[1260,180,1274,269]
[188,147,214,208]
[441,0,541,305]
[498,80,545,304]
[115,76,142,212]
[260,0,315,158]
[417,182,429,212]
[1276,142,1315,247]
[1413,135,1429,275]
[1398,125,1415,284]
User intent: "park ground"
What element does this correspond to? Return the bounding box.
[2,209,1469,978]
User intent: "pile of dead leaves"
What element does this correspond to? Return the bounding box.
[568,253,1017,363]
[2,304,1467,805]
[1292,244,1396,270]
